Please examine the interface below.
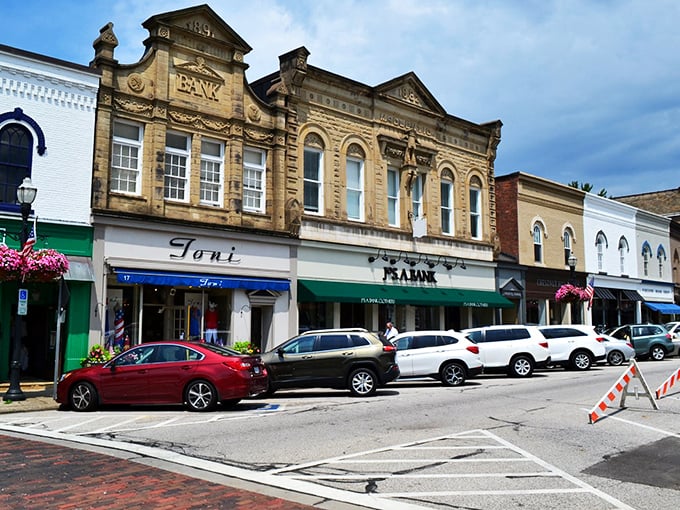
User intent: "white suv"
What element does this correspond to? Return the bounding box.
[390,330,483,386]
[536,325,606,370]
[461,325,551,377]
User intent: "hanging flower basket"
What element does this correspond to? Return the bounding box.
[555,283,588,303]
[0,247,69,282]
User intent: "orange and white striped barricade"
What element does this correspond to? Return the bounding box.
[655,365,680,400]
[588,359,658,424]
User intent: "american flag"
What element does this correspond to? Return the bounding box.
[21,218,36,257]
[584,277,595,310]
[114,307,125,349]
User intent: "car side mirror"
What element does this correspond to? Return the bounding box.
[277,347,285,357]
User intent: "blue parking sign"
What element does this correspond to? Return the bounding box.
[18,288,28,316]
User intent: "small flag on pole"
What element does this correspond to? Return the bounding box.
[584,277,595,310]
[114,307,125,349]
[21,218,37,257]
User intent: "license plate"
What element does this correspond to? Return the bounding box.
[253,366,261,374]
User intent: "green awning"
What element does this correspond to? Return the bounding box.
[298,280,514,308]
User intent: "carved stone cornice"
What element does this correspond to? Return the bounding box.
[244,128,274,143]
[113,96,153,116]
[168,109,230,132]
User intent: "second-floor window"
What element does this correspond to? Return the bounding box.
[618,237,628,274]
[441,176,453,235]
[412,173,424,219]
[658,246,666,278]
[533,224,543,263]
[303,147,323,214]
[243,147,266,213]
[387,167,399,226]
[200,139,223,206]
[642,243,652,276]
[563,230,572,265]
[111,121,142,194]
[164,131,190,201]
[346,156,364,221]
[596,233,607,272]
[469,180,481,239]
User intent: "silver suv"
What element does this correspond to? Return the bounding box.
[537,325,606,370]
[461,325,551,377]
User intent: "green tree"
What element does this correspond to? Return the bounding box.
[567,181,608,197]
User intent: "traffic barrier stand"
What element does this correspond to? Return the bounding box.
[588,359,658,424]
[655,365,680,400]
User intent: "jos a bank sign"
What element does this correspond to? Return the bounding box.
[381,266,437,283]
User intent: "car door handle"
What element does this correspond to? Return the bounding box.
[301,355,313,359]
[181,365,192,370]
[342,351,354,356]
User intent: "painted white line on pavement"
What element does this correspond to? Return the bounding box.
[288,471,559,480]
[88,415,147,434]
[53,415,108,433]
[0,424,427,510]
[579,409,680,438]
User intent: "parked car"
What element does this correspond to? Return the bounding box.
[460,325,551,377]
[665,322,680,355]
[260,328,400,397]
[599,334,636,366]
[537,325,606,370]
[56,342,268,412]
[606,324,675,360]
[390,330,482,386]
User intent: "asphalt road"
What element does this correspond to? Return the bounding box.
[2,359,680,509]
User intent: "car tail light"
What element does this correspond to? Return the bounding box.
[466,345,479,355]
[539,341,549,349]
[666,334,672,340]
[223,358,253,371]
[595,336,605,343]
[383,344,396,352]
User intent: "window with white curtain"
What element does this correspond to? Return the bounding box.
[563,230,572,265]
[303,147,323,213]
[412,173,424,219]
[533,224,543,263]
[440,174,453,235]
[346,155,364,221]
[618,237,628,274]
[469,177,482,239]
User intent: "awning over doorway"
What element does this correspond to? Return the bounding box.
[622,289,644,301]
[594,287,617,300]
[644,302,680,314]
[298,280,514,308]
[64,256,95,282]
[114,268,290,291]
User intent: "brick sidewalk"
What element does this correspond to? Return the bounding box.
[0,435,318,510]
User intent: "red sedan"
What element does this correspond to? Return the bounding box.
[57,342,268,412]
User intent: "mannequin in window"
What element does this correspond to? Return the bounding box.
[189,303,201,339]
[205,301,219,344]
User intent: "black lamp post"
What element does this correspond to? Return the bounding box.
[4,177,37,401]
[568,252,577,285]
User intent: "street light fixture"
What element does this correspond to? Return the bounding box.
[568,252,577,285]
[4,177,38,401]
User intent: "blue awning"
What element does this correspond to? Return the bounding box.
[114,268,290,291]
[644,302,680,314]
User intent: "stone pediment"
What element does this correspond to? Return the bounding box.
[175,57,224,82]
[376,72,445,115]
[142,4,252,55]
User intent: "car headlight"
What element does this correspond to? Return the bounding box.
[58,372,72,383]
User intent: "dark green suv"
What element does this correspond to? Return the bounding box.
[607,324,675,361]
[260,328,400,396]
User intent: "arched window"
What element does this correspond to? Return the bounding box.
[641,242,652,277]
[618,237,629,275]
[440,169,454,235]
[563,230,572,265]
[0,123,33,207]
[469,176,482,239]
[346,144,365,221]
[533,224,543,263]
[303,133,324,214]
[657,245,666,278]
[596,232,607,272]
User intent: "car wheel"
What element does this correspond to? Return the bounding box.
[185,380,217,411]
[348,368,377,397]
[570,350,592,370]
[607,350,625,366]
[69,381,98,412]
[650,345,666,361]
[440,362,466,386]
[509,355,534,377]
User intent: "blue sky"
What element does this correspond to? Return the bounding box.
[2,0,678,196]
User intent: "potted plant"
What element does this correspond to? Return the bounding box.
[232,341,261,355]
[555,283,587,303]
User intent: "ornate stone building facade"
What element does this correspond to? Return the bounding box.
[88,5,511,350]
